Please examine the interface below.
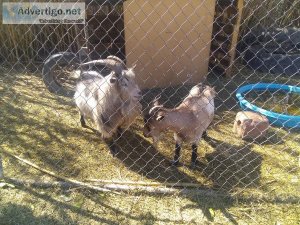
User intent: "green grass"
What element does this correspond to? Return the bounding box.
[0,64,300,224]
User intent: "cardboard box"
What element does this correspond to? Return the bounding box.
[124,0,216,89]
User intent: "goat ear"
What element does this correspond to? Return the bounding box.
[246,119,253,123]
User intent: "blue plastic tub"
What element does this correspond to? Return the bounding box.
[236,83,300,128]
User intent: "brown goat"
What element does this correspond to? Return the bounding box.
[143,84,216,167]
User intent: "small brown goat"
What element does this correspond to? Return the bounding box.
[143,84,216,167]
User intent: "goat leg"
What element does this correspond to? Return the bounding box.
[152,136,160,149]
[171,143,181,166]
[202,130,208,140]
[104,138,119,157]
[116,127,124,138]
[191,144,198,169]
[80,115,88,128]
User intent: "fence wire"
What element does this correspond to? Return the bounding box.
[0,0,299,200]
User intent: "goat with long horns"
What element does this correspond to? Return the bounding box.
[74,56,142,155]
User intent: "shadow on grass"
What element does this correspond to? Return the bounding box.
[108,131,261,225]
[251,130,285,145]
[0,99,83,176]
[199,136,263,191]
[0,203,67,225]
[83,189,237,224]
[8,184,235,224]
[107,130,243,223]
[114,130,203,184]
[0,187,119,225]
[0,68,267,224]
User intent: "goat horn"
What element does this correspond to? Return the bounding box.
[107,55,127,68]
[152,94,161,102]
[80,57,125,75]
[151,94,161,106]
[149,105,164,115]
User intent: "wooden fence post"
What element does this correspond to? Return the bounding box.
[0,154,4,179]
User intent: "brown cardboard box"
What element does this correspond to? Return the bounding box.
[124,0,216,89]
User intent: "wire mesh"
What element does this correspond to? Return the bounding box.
[0,0,299,200]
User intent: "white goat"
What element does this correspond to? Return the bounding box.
[143,84,216,167]
[74,56,142,155]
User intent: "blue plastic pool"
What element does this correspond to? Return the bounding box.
[236,83,300,128]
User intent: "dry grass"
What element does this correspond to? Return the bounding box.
[0,0,123,63]
[241,0,300,35]
[0,24,78,62]
[0,0,79,62]
[1,187,299,225]
[0,64,300,224]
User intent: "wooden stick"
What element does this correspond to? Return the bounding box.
[85,179,208,188]
[0,155,4,179]
[5,177,226,196]
[1,150,224,195]
[5,178,177,194]
[6,178,77,189]
[1,149,118,194]
[6,177,300,203]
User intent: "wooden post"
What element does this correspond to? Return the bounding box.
[0,155,4,179]
[225,0,244,77]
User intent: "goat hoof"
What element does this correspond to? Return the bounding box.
[202,131,208,140]
[190,161,198,170]
[109,145,120,157]
[116,127,124,138]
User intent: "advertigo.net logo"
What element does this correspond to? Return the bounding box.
[3,2,85,24]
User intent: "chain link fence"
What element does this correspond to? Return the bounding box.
[0,0,299,201]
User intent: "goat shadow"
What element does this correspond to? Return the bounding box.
[113,127,262,192]
[113,129,204,184]
[197,136,263,191]
[84,128,241,224]
[90,128,261,224]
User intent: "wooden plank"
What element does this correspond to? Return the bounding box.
[225,0,244,77]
